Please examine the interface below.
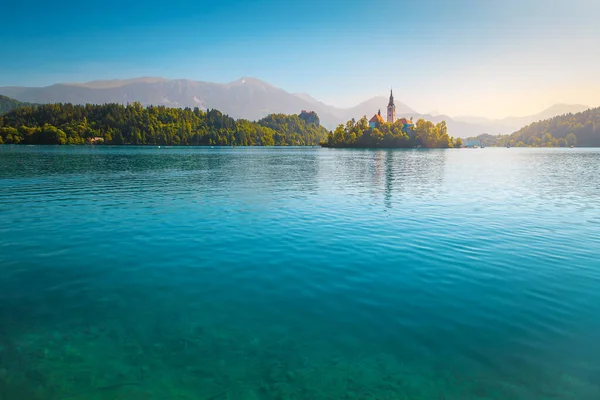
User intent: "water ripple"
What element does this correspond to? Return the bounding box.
[0,146,599,399]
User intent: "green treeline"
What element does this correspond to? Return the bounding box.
[468,107,600,147]
[323,116,462,148]
[0,95,35,115]
[0,102,329,146]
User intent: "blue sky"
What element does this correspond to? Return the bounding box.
[2,0,599,117]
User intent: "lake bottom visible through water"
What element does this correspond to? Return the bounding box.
[0,146,599,400]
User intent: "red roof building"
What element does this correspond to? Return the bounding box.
[369,110,386,128]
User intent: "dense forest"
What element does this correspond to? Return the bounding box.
[322,116,462,148]
[467,107,600,147]
[0,95,35,115]
[0,102,329,146]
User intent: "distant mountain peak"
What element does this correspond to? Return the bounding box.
[350,95,417,116]
[293,93,322,106]
[538,103,589,116]
[66,77,168,89]
[228,77,272,87]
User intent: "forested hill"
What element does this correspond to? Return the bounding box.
[0,95,35,115]
[467,107,600,147]
[0,103,329,145]
[511,107,600,146]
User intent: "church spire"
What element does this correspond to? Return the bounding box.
[386,88,396,123]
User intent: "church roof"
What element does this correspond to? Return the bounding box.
[397,117,413,125]
[369,113,385,124]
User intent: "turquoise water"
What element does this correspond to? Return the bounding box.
[1,146,599,400]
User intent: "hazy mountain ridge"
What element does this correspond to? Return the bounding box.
[467,106,600,147]
[0,77,589,138]
[0,78,474,134]
[0,78,344,128]
[455,104,590,134]
[67,77,169,89]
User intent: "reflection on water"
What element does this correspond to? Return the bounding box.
[0,146,599,399]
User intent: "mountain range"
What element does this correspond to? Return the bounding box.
[453,104,591,134]
[0,77,590,138]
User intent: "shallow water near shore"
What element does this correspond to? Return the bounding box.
[1,146,599,399]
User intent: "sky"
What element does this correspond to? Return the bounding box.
[1,0,599,118]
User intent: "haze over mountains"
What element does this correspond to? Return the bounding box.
[0,77,590,138]
[454,104,591,135]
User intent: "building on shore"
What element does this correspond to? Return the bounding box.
[298,110,320,127]
[88,137,104,145]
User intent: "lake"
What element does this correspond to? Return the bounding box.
[0,146,599,400]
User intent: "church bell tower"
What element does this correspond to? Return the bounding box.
[387,89,396,123]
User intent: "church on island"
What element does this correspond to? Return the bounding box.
[369,90,414,133]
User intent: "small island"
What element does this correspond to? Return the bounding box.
[322,90,462,149]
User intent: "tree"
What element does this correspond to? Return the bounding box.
[465,107,600,147]
[415,119,437,148]
[436,121,447,137]
[0,103,329,146]
[0,127,18,142]
[39,124,67,144]
[112,130,124,145]
[322,115,458,149]
[332,124,345,145]
[371,128,384,145]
